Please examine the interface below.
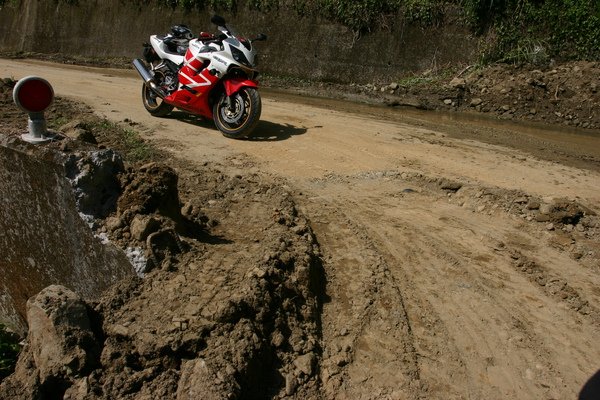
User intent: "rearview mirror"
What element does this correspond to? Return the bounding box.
[211,15,226,26]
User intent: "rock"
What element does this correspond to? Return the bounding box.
[535,214,551,222]
[64,128,97,145]
[108,324,130,338]
[563,224,574,232]
[539,203,554,215]
[439,179,462,191]
[176,358,224,400]
[513,197,528,204]
[147,229,181,266]
[130,215,160,241]
[389,82,399,90]
[285,373,298,396]
[63,377,90,400]
[65,149,125,218]
[60,120,87,132]
[449,77,466,89]
[181,201,194,217]
[271,331,286,348]
[105,215,124,232]
[294,352,316,376]
[538,200,585,224]
[60,120,97,143]
[470,98,483,107]
[443,99,453,105]
[10,285,102,393]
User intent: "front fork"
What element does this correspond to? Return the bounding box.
[226,96,234,109]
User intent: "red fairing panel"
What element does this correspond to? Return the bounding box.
[224,78,258,97]
[165,66,220,118]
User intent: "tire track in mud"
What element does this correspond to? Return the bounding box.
[297,173,600,399]
[508,250,600,325]
[303,200,421,399]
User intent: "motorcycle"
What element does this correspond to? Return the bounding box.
[133,15,267,139]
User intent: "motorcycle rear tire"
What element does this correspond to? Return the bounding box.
[213,87,261,139]
[142,83,174,117]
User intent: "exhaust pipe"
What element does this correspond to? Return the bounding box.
[132,58,166,98]
[133,58,153,83]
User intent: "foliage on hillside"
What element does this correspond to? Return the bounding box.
[0,0,598,61]
[463,0,600,63]
[151,0,599,62]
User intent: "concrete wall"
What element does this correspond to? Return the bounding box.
[0,0,478,83]
[0,137,134,336]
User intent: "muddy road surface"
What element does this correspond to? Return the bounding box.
[2,59,599,399]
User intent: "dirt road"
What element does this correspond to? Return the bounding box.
[2,59,599,399]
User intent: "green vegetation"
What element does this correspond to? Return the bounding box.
[153,0,599,62]
[92,120,158,163]
[463,0,600,63]
[0,324,21,380]
[3,0,595,62]
[120,128,156,162]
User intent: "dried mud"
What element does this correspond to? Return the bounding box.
[1,58,600,400]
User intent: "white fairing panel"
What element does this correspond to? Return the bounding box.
[150,35,185,65]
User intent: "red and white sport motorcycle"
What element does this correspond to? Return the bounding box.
[133,16,266,139]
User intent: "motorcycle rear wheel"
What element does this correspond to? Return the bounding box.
[213,87,261,139]
[141,83,174,117]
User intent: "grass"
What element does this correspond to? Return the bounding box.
[120,128,156,162]
[88,118,158,163]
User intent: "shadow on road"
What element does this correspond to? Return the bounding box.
[248,120,308,141]
[579,369,600,400]
[165,111,213,129]
[163,111,308,141]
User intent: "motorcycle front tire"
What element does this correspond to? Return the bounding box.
[213,87,261,139]
[141,83,174,117]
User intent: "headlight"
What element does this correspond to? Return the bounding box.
[231,46,252,67]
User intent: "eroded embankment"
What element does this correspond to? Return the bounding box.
[0,136,134,336]
[0,81,326,398]
[0,153,326,399]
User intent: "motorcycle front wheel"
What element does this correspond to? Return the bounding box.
[141,83,174,117]
[213,87,261,139]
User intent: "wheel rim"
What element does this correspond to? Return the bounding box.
[144,86,162,109]
[218,91,251,129]
[143,70,174,110]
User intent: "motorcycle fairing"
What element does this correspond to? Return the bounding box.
[163,66,218,118]
[161,37,258,119]
[224,78,258,97]
[150,35,185,65]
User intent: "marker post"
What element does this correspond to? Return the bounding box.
[13,76,55,144]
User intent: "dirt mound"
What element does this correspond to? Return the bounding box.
[267,61,600,131]
[0,83,325,398]
[450,61,600,129]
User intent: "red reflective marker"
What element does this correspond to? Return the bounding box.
[13,76,54,113]
[13,76,55,143]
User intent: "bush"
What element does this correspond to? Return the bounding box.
[461,0,600,62]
